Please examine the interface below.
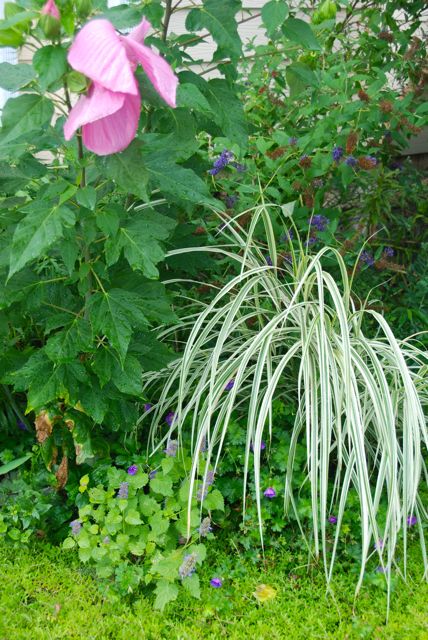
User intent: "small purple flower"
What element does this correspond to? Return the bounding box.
[383,247,394,258]
[70,519,82,535]
[332,146,344,162]
[305,235,317,247]
[210,577,223,588]
[250,440,266,452]
[143,403,153,412]
[407,515,417,527]
[164,439,178,457]
[310,215,329,232]
[127,464,138,476]
[179,552,198,579]
[328,515,338,524]
[225,194,238,208]
[376,565,388,574]
[345,155,357,167]
[265,255,273,266]
[149,469,158,479]
[280,230,294,242]
[225,379,235,391]
[117,482,129,499]
[360,250,375,267]
[264,487,276,499]
[165,412,177,427]
[374,538,384,550]
[199,517,212,537]
[288,136,298,146]
[389,160,403,171]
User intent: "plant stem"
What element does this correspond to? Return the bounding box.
[162,0,173,41]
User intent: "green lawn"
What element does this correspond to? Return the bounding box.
[1,539,427,640]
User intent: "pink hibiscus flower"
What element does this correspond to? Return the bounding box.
[64,18,178,156]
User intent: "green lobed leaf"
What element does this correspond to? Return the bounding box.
[262,0,289,37]
[182,573,200,599]
[112,354,143,396]
[33,45,68,91]
[0,62,36,91]
[8,202,76,278]
[282,17,321,50]
[154,579,178,611]
[185,0,242,61]
[44,319,93,363]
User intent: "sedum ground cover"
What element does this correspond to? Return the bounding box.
[1,539,427,640]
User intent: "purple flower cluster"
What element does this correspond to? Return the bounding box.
[199,516,212,537]
[309,215,329,232]
[197,486,208,502]
[127,464,138,476]
[265,255,273,266]
[206,470,215,486]
[280,230,294,242]
[117,481,129,499]
[143,402,153,412]
[332,146,344,162]
[360,250,375,267]
[305,236,317,248]
[179,552,198,579]
[383,246,394,258]
[225,379,235,391]
[374,538,384,550]
[225,194,238,208]
[328,515,338,524]
[209,149,234,175]
[345,155,357,167]
[231,161,246,173]
[164,439,178,457]
[70,519,82,535]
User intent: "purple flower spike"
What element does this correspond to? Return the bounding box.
[225,379,235,391]
[407,515,417,527]
[209,149,234,175]
[117,481,129,499]
[127,464,138,476]
[309,215,329,232]
[143,403,153,412]
[264,487,276,499]
[210,577,223,588]
[164,439,178,457]
[199,517,212,537]
[265,255,273,266]
[179,553,198,579]
[165,411,177,427]
[328,515,338,524]
[383,247,394,258]
[360,250,375,267]
[70,519,82,535]
[332,146,344,162]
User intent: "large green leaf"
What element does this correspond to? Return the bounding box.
[185,0,242,61]
[33,45,68,91]
[8,202,76,278]
[101,143,149,200]
[282,17,321,50]
[262,0,289,37]
[0,94,54,148]
[286,62,318,96]
[44,319,93,363]
[112,354,143,395]
[154,580,178,611]
[0,62,36,91]
[89,289,149,362]
[106,211,175,278]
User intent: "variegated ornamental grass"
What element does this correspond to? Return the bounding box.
[142,202,428,604]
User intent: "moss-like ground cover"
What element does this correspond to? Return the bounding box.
[1,539,427,640]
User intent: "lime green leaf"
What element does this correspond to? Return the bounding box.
[125,509,143,525]
[282,17,321,50]
[0,62,36,91]
[154,579,178,611]
[33,45,68,91]
[62,537,76,549]
[150,475,174,497]
[203,489,224,511]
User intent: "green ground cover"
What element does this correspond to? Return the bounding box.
[1,539,427,640]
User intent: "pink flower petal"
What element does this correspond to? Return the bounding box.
[68,19,138,96]
[41,0,60,19]
[122,37,177,108]
[64,83,125,141]
[82,92,141,156]
[128,17,151,44]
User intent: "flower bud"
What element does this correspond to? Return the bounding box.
[313,0,337,24]
[75,0,92,19]
[39,0,60,37]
